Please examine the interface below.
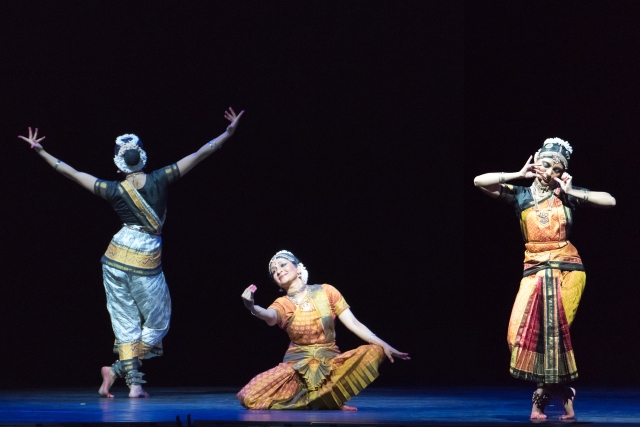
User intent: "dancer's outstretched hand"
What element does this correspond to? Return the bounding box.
[225,107,245,135]
[18,127,45,151]
[382,344,411,363]
[241,284,257,311]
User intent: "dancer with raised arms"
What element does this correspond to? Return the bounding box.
[473,138,615,420]
[18,108,244,398]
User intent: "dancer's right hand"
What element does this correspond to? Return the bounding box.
[18,127,45,151]
[241,284,257,311]
[518,155,541,179]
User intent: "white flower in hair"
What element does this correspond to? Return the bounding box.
[297,263,309,285]
[116,134,140,146]
[272,250,290,259]
[543,137,573,155]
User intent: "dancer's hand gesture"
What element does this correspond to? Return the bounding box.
[518,155,541,179]
[382,344,411,363]
[18,127,46,152]
[225,107,245,135]
[241,284,257,312]
[554,172,573,193]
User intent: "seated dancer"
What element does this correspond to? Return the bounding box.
[238,250,410,410]
[18,108,244,398]
[473,138,615,420]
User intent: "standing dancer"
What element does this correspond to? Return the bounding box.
[18,108,244,398]
[238,250,410,410]
[473,138,615,419]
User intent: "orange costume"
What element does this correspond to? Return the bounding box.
[500,183,587,385]
[237,284,384,409]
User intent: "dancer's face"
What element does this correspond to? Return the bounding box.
[536,157,565,186]
[270,258,299,287]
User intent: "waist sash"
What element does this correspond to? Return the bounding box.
[522,240,584,277]
[101,227,163,276]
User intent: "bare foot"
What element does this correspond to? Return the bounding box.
[530,388,548,420]
[560,387,576,420]
[129,384,150,398]
[98,366,116,398]
[530,406,547,420]
[341,405,357,411]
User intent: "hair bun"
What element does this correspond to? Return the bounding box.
[123,149,141,166]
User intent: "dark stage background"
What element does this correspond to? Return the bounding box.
[8,0,640,394]
[465,2,640,386]
[1,2,462,388]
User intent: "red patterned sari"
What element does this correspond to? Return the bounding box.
[500,184,587,385]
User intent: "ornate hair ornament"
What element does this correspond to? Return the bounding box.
[268,250,309,285]
[534,137,573,170]
[114,133,147,173]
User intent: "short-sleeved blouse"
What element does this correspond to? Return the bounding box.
[498,184,588,243]
[94,164,180,224]
[268,284,350,345]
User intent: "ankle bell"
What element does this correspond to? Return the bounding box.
[125,369,146,387]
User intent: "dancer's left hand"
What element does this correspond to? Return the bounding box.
[224,107,245,135]
[554,172,573,193]
[382,344,411,363]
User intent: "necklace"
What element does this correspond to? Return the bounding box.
[286,285,313,312]
[531,184,555,226]
[286,284,307,297]
[531,179,552,197]
[126,172,144,189]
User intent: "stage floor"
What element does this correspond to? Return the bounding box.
[1,386,640,426]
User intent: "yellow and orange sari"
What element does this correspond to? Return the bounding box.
[237,284,384,409]
[500,184,587,385]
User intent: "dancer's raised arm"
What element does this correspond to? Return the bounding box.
[241,285,278,326]
[474,155,540,198]
[18,127,98,194]
[553,172,616,207]
[176,107,244,177]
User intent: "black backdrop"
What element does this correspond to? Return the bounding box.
[465,2,640,386]
[1,2,462,388]
[9,0,640,392]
